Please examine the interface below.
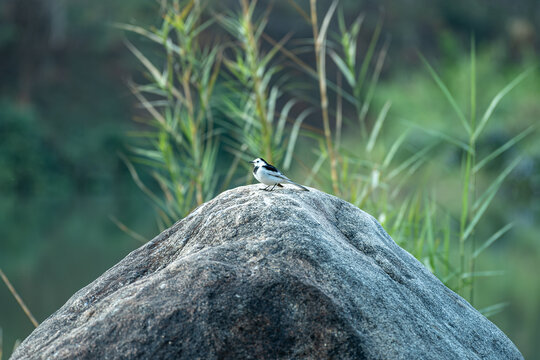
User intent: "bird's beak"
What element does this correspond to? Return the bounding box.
[249,160,254,164]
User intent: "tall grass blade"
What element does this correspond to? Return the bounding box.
[275,99,297,145]
[357,17,382,91]
[286,0,311,23]
[366,100,391,152]
[474,155,521,212]
[382,131,408,169]
[358,39,388,126]
[316,0,338,48]
[330,51,355,87]
[403,122,472,153]
[419,53,470,135]
[114,23,171,47]
[461,270,505,278]
[387,144,434,180]
[473,68,534,139]
[284,108,314,169]
[479,302,510,318]
[463,157,520,241]
[474,126,534,172]
[305,151,327,186]
[125,40,166,88]
[12,340,21,356]
[109,216,148,243]
[473,223,513,259]
[119,153,169,212]
[0,269,39,328]
[470,35,476,130]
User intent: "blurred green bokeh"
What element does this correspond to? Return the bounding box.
[1,0,538,358]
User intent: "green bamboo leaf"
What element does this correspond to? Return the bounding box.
[473,67,534,139]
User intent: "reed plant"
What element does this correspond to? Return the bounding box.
[1,1,534,357]
[121,0,533,313]
[418,38,534,307]
[117,1,222,227]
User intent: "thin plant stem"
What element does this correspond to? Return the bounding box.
[458,148,472,294]
[241,0,273,162]
[0,269,39,328]
[468,36,477,304]
[310,0,339,194]
[458,38,477,300]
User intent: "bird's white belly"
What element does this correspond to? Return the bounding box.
[255,170,283,185]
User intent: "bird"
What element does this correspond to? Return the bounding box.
[249,157,309,191]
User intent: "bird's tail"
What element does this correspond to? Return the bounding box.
[284,179,309,191]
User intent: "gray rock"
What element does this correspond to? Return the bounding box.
[11,185,522,359]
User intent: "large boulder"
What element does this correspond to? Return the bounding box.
[11,185,522,359]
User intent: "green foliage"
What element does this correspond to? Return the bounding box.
[123,0,535,314]
[417,40,534,305]
[218,0,285,164]
[120,1,223,227]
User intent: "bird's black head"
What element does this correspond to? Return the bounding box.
[249,158,268,166]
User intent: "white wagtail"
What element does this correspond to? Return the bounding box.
[249,158,309,191]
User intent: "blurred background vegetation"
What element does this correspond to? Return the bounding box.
[1,0,538,358]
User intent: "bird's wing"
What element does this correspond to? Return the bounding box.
[263,164,280,174]
[274,173,290,180]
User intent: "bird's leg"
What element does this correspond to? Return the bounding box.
[260,185,270,191]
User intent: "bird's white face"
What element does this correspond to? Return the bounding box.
[250,158,266,167]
